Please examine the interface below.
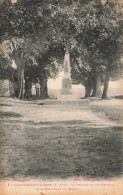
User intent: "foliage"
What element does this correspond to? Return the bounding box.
[0,54,17,80]
[0,0,123,98]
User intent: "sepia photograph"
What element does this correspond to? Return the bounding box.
[0,0,123,194]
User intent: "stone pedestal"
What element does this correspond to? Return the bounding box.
[61,78,72,94]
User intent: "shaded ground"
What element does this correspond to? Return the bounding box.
[0,97,123,180]
[115,95,123,99]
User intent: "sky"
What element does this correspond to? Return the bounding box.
[11,0,17,3]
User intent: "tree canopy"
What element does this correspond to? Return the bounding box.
[0,0,123,99]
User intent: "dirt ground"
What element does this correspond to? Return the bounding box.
[0,97,123,180]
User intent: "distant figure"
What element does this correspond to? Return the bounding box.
[35,80,40,98]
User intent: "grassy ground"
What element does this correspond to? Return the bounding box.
[91,99,123,124]
[0,97,123,180]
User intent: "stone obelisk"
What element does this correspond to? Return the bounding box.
[61,50,72,95]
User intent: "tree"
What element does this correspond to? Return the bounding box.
[36,44,64,98]
[0,0,66,98]
[97,1,123,99]
[69,0,123,98]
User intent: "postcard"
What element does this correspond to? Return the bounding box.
[0,0,123,195]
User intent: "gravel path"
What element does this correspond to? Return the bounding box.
[0,98,122,127]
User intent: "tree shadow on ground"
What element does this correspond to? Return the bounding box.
[1,121,122,179]
[114,95,123,99]
[0,104,12,107]
[0,112,22,118]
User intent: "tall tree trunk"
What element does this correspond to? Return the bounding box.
[40,77,48,99]
[85,85,92,98]
[15,51,25,99]
[85,78,92,98]
[102,69,110,99]
[18,66,24,99]
[92,73,102,97]
[84,74,93,98]
[25,78,32,99]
